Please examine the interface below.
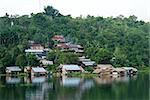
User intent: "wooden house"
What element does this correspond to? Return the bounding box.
[58,64,84,75]
[93,64,114,75]
[6,66,22,75]
[31,67,47,76]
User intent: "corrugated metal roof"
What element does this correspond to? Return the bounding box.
[82,61,95,66]
[32,67,47,73]
[63,65,81,71]
[79,58,91,62]
[6,66,22,72]
[25,49,44,53]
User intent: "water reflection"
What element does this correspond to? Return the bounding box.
[0,74,149,100]
[61,76,83,87]
[6,77,21,84]
[94,75,137,85]
[60,76,94,90]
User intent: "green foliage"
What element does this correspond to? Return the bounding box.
[87,48,112,64]
[26,54,40,66]
[15,54,27,68]
[47,50,78,64]
[44,6,62,18]
[57,52,79,64]
[84,66,94,73]
[47,65,57,72]
[47,50,56,61]
[111,47,128,67]
[0,6,149,72]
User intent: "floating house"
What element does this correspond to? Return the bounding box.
[6,66,22,75]
[93,64,114,75]
[58,64,84,75]
[31,67,47,76]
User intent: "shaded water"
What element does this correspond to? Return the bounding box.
[0,73,149,100]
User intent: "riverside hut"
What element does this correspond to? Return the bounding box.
[58,64,84,75]
[6,66,22,75]
[31,67,47,76]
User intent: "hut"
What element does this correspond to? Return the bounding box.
[31,67,47,76]
[93,64,114,75]
[6,66,22,75]
[58,64,84,75]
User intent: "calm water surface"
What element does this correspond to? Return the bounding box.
[0,73,149,100]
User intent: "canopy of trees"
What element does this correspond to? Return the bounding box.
[0,6,149,70]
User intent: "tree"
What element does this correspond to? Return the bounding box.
[11,46,21,63]
[47,51,56,61]
[111,47,128,67]
[26,54,40,66]
[44,6,62,18]
[15,54,27,69]
[93,48,112,64]
[57,52,78,64]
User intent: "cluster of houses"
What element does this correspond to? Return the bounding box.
[52,35,84,55]
[5,35,138,78]
[93,64,137,77]
[57,64,137,77]
[6,40,54,77]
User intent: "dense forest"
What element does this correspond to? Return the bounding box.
[0,6,149,72]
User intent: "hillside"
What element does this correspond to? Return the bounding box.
[0,6,149,71]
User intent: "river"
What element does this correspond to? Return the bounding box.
[0,73,149,100]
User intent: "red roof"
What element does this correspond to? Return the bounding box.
[52,35,65,42]
[56,43,69,49]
